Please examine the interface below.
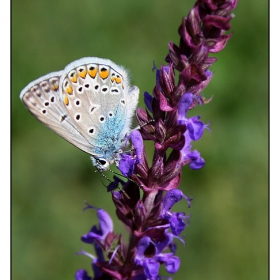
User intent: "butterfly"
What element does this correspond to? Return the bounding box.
[20,57,139,172]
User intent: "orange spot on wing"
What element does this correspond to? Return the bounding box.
[78,69,87,78]
[116,77,122,84]
[70,74,77,83]
[100,68,109,79]
[63,96,69,106]
[89,68,98,78]
[65,86,73,95]
[52,84,59,91]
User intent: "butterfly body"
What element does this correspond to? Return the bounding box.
[20,57,139,171]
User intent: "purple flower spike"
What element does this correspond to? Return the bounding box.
[76,1,237,278]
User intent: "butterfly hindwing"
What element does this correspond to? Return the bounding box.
[59,58,139,158]
[20,71,94,155]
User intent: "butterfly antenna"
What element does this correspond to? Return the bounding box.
[134,118,155,130]
[107,168,141,187]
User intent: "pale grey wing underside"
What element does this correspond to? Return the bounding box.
[20,57,140,164]
[59,58,139,151]
[20,71,95,155]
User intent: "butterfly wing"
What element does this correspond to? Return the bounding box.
[59,57,139,159]
[20,57,140,166]
[20,71,95,155]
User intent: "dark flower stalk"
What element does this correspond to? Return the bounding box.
[75,1,237,279]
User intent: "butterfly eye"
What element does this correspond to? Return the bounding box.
[99,159,106,165]
[96,158,110,171]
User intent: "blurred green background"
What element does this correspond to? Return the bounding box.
[12,0,268,279]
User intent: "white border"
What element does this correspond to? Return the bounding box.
[1,1,10,279]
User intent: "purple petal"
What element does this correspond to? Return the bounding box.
[154,233,173,254]
[188,150,205,170]
[97,209,113,237]
[144,91,153,113]
[155,253,180,274]
[135,236,151,260]
[152,62,161,88]
[142,259,160,279]
[81,225,102,243]
[164,255,180,274]
[94,242,105,262]
[81,208,113,243]
[107,180,120,191]
[187,116,205,141]
[130,129,144,164]
[75,269,92,280]
[119,153,137,177]
[132,275,147,280]
[162,189,185,213]
[169,213,188,235]
[178,93,193,121]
